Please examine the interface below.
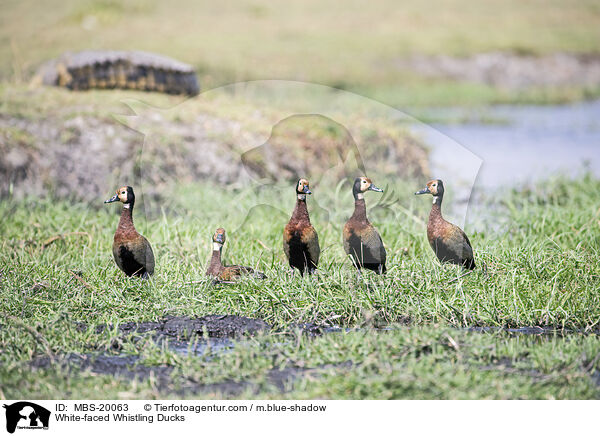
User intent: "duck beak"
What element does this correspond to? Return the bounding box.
[368,184,383,193]
[104,194,119,203]
[415,187,430,195]
[215,234,224,243]
[303,186,312,194]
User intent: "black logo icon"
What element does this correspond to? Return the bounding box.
[2,402,50,434]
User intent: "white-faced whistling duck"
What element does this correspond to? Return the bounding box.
[343,177,386,274]
[415,179,475,269]
[104,186,155,278]
[206,228,267,281]
[283,178,320,275]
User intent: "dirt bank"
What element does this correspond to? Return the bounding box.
[394,52,600,89]
[0,88,428,202]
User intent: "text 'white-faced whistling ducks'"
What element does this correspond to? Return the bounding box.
[415,179,475,269]
[206,228,267,282]
[104,186,155,278]
[343,177,386,274]
[283,178,320,275]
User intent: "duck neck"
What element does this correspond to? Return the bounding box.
[429,195,443,222]
[209,243,223,271]
[291,195,310,223]
[351,195,368,223]
[118,201,135,231]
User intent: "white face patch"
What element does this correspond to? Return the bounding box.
[213,242,223,251]
[297,194,306,201]
[356,193,364,200]
[123,203,131,209]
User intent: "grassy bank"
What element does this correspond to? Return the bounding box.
[1,175,599,329]
[1,175,599,398]
[2,0,600,106]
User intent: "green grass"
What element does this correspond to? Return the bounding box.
[1,174,599,399]
[2,0,600,106]
[1,174,599,329]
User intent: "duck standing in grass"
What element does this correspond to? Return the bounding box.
[104,186,155,278]
[207,228,266,282]
[343,177,386,274]
[283,178,320,275]
[415,179,475,269]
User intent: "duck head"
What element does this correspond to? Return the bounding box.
[415,179,444,204]
[105,186,135,208]
[296,178,312,200]
[353,176,383,200]
[212,228,226,249]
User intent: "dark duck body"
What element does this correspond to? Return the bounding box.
[415,179,475,269]
[105,186,155,278]
[207,228,266,282]
[283,178,320,275]
[343,177,386,274]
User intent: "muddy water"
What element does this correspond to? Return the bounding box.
[30,316,596,397]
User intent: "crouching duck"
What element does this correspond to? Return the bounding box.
[104,186,155,278]
[207,228,266,282]
[283,178,320,275]
[415,179,475,269]
[343,177,386,274]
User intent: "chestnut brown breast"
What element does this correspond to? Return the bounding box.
[283,199,320,275]
[343,199,386,274]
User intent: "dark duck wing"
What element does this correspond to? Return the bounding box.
[430,223,475,269]
[141,236,155,275]
[283,228,292,260]
[305,226,320,268]
[112,234,154,277]
[344,223,386,273]
[451,226,475,269]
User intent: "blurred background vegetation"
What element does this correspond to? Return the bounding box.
[2,0,600,106]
